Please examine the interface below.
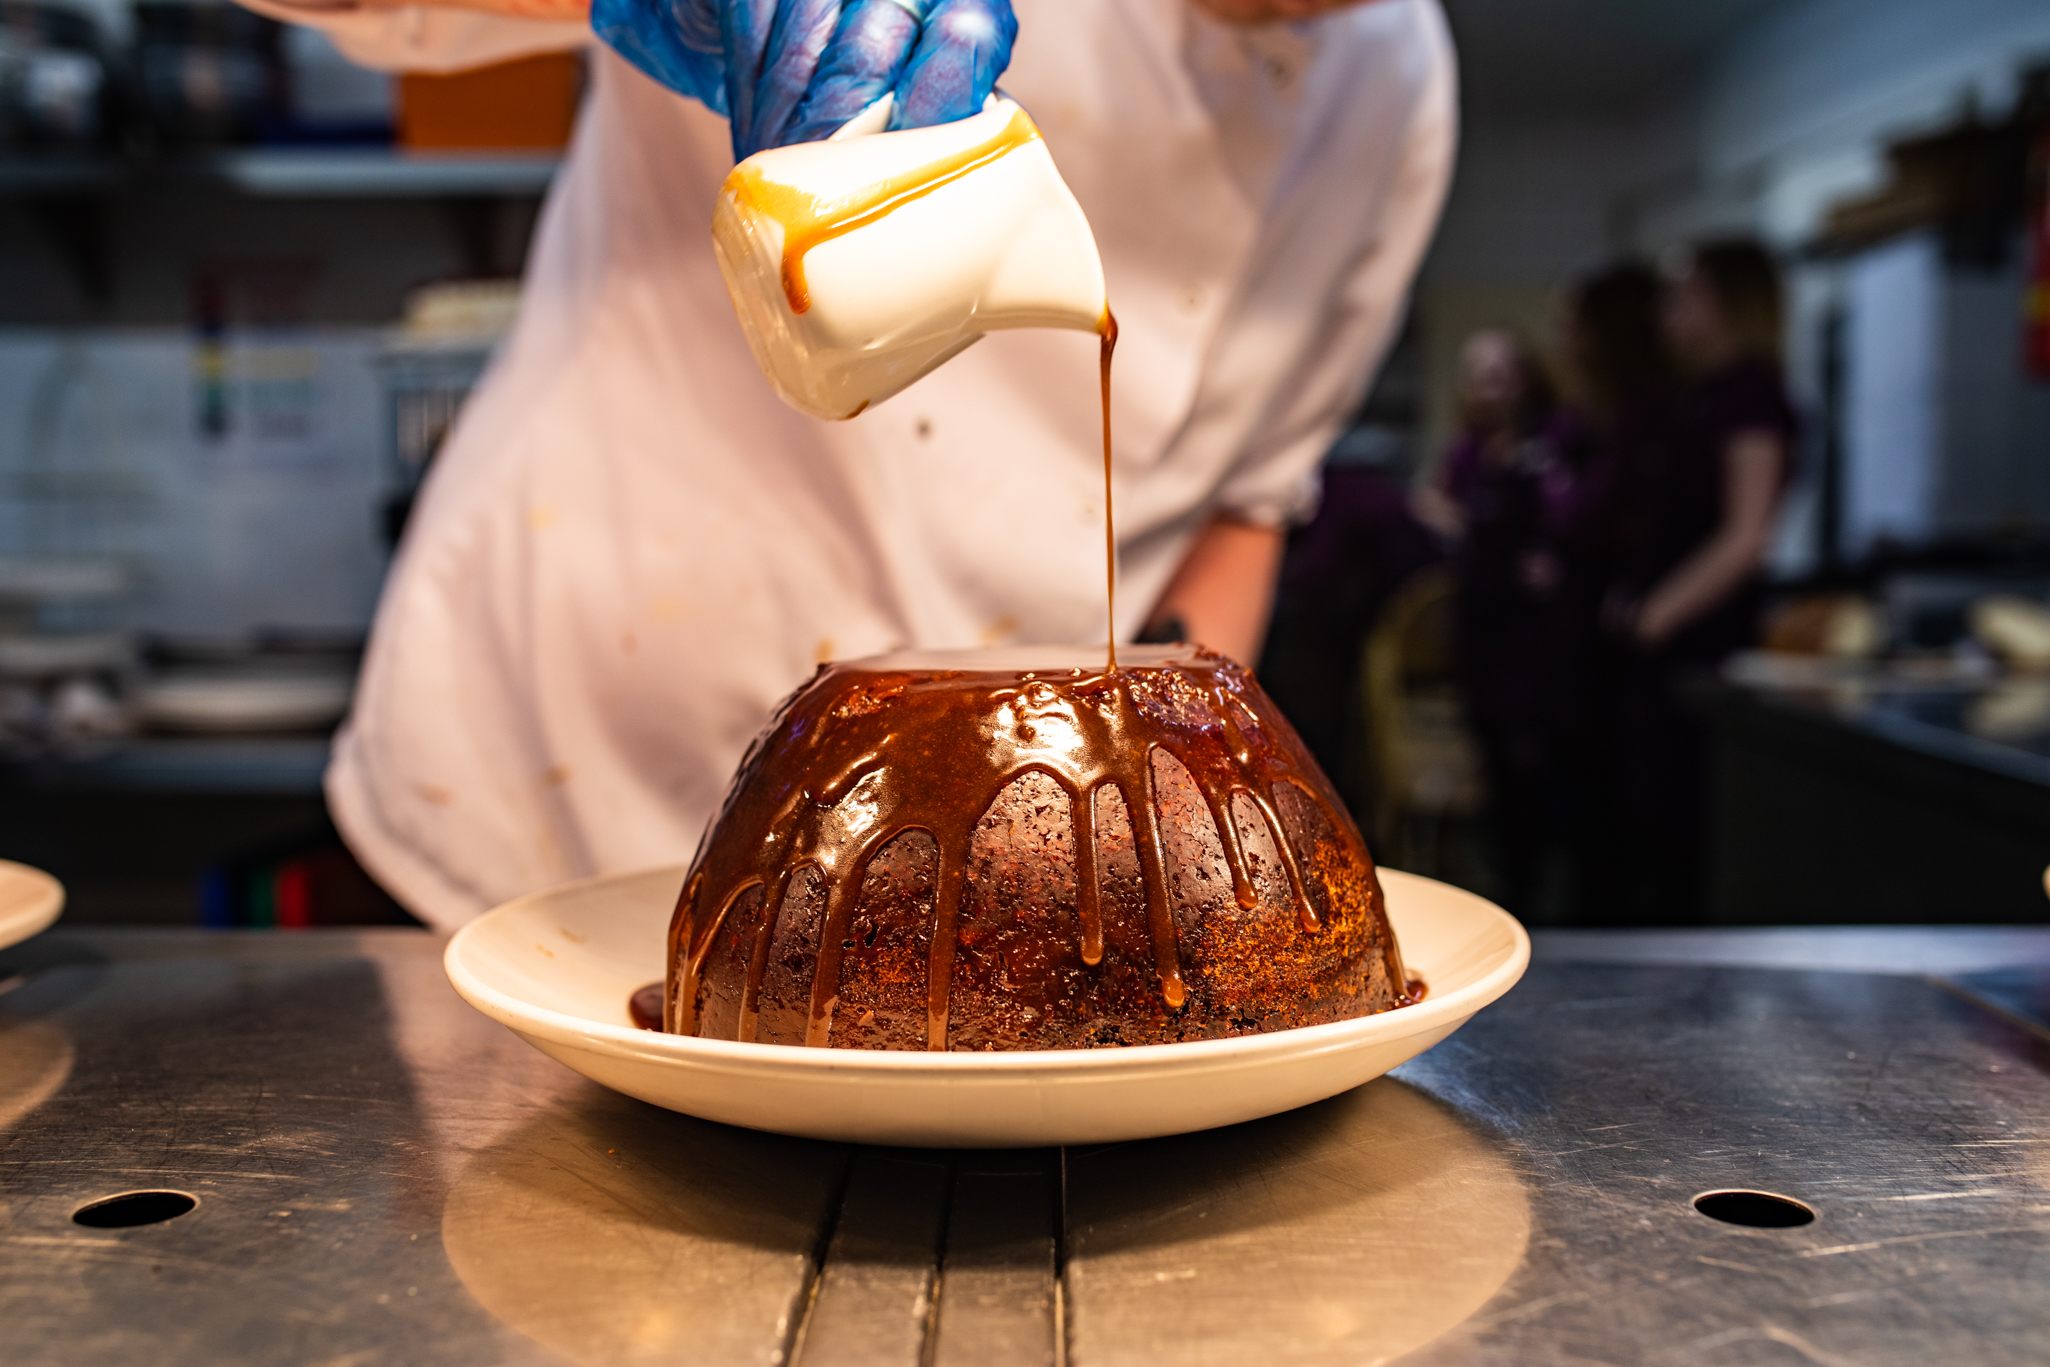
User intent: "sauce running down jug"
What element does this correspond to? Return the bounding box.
[712,96,1109,421]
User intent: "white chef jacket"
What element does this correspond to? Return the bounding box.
[250,0,1456,927]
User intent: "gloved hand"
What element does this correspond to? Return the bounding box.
[592,0,1019,160]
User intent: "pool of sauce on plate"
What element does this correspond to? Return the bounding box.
[628,982,664,1032]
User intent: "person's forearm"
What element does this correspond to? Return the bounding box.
[352,0,585,17]
[1145,516,1287,665]
[1637,432,1783,646]
[1636,532,1763,645]
[1411,483,1464,542]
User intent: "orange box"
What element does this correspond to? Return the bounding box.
[397,52,584,153]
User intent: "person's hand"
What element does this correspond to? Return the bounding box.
[1633,593,1684,648]
[1518,550,1561,598]
[1410,485,1465,543]
[592,0,1017,159]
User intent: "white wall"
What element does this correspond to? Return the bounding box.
[1425,116,1659,288]
[1840,236,1942,556]
[1627,0,2050,249]
[1696,0,2050,170]
[1413,113,1665,453]
[1938,248,2050,536]
[1419,0,2050,287]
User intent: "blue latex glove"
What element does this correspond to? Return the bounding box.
[592,0,1018,160]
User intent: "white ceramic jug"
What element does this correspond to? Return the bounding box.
[711,96,1108,421]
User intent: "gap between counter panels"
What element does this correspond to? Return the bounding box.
[783,1148,1070,1367]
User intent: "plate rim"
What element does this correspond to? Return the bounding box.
[444,865,1529,1075]
[0,860,65,949]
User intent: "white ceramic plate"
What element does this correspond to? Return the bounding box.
[445,866,1528,1148]
[0,632,137,680]
[0,556,129,605]
[134,674,353,733]
[0,861,64,952]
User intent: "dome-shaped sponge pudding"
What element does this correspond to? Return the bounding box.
[664,646,1413,1050]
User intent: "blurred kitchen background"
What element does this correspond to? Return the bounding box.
[1,0,2047,929]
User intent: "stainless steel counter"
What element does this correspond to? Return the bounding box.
[3,927,2048,1365]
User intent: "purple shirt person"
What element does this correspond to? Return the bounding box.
[1421,329,1578,912]
[1607,240,1800,921]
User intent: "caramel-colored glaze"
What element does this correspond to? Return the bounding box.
[628,981,664,1031]
[664,651,1410,1051]
[727,108,1043,316]
[1099,309,1118,670]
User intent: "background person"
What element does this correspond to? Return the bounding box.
[1550,261,1679,921]
[1609,238,1798,916]
[1420,329,1571,914]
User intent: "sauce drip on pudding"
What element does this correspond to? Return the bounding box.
[664,648,1410,1051]
[1099,309,1118,668]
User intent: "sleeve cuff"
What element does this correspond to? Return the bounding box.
[1211,440,1327,530]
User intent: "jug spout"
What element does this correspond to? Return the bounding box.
[713,95,1110,420]
[974,178,1109,335]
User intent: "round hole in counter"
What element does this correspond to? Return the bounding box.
[1691,1189,1815,1228]
[72,1190,199,1229]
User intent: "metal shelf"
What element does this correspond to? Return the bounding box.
[0,156,114,193]
[212,148,561,196]
[0,148,561,198]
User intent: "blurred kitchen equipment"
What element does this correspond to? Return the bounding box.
[1972,594,2050,672]
[0,630,132,677]
[0,606,135,755]
[132,670,350,733]
[0,1,116,151]
[0,556,127,612]
[129,631,357,734]
[375,279,519,544]
[0,572,132,760]
[714,95,1107,421]
[1965,678,2050,741]
[132,0,287,148]
[0,557,134,728]
[0,339,150,752]
[279,24,390,143]
[397,51,579,152]
[1359,568,1484,874]
[1762,593,1885,659]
